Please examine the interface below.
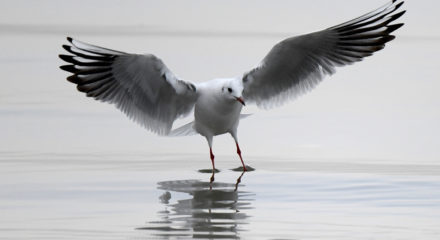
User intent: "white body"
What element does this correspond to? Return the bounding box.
[194,78,244,147]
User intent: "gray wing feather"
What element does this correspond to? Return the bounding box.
[242,0,405,108]
[59,38,197,135]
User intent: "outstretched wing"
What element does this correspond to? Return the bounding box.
[242,0,405,108]
[59,37,198,135]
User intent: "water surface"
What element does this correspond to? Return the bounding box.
[1,153,440,239]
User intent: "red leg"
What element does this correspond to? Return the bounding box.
[210,148,216,183]
[236,142,247,171]
[210,147,215,170]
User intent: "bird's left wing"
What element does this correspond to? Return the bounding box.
[242,0,405,108]
[59,37,198,135]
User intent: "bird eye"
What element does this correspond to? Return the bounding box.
[227,87,232,93]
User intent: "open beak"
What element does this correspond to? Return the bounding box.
[235,97,246,106]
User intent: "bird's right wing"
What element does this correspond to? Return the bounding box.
[242,0,405,108]
[59,38,198,135]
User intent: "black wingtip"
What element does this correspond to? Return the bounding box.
[391,10,406,21]
[67,37,73,43]
[66,75,80,84]
[395,1,405,10]
[60,64,78,73]
[59,54,75,63]
[62,45,71,52]
[387,23,404,34]
[383,35,396,44]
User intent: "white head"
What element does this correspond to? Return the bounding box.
[220,79,245,106]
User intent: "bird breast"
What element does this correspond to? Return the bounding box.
[194,94,242,137]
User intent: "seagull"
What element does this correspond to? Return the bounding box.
[59,1,405,172]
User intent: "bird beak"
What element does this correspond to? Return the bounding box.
[235,97,246,106]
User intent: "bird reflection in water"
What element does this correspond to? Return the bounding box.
[137,172,255,239]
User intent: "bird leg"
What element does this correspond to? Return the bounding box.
[235,142,247,171]
[210,147,215,170]
[210,147,215,183]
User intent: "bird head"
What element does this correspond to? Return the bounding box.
[221,81,245,106]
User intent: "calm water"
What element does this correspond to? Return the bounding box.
[1,153,440,240]
[1,1,440,239]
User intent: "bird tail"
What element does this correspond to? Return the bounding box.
[168,114,252,137]
[168,121,197,137]
[240,113,253,119]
